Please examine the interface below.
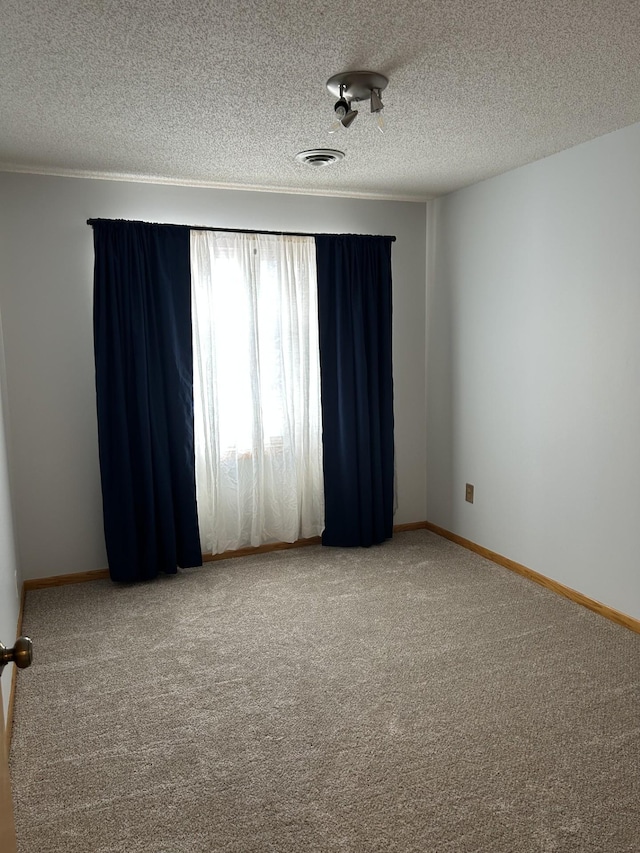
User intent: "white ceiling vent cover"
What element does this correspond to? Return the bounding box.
[295,149,345,167]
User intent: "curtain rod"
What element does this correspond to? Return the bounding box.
[86,218,396,242]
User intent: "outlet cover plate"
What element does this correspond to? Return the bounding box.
[465,483,474,503]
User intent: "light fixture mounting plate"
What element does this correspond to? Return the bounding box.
[326,71,388,102]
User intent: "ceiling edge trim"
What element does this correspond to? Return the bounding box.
[0,164,431,203]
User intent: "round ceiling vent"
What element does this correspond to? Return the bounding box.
[295,148,345,167]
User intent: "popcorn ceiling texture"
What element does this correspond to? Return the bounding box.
[2,0,640,199]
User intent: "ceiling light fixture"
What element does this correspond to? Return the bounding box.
[326,71,388,133]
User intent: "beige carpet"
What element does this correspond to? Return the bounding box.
[9,530,640,852]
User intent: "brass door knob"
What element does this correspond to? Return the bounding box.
[0,636,33,676]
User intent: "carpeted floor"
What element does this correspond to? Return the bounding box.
[9,530,640,852]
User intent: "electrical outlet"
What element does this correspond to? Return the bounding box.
[465,483,474,504]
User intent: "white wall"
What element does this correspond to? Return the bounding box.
[427,122,640,621]
[0,173,427,580]
[0,303,20,727]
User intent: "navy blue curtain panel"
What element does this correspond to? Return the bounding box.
[91,220,201,582]
[315,235,395,547]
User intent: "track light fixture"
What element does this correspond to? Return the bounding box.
[326,71,389,133]
[329,85,359,133]
[370,88,384,113]
[370,87,385,133]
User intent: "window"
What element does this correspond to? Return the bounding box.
[190,230,324,554]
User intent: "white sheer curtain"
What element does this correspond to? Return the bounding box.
[190,230,324,554]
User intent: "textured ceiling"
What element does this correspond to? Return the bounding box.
[2,0,640,200]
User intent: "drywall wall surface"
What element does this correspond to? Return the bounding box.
[0,303,20,725]
[427,122,640,621]
[0,173,426,579]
